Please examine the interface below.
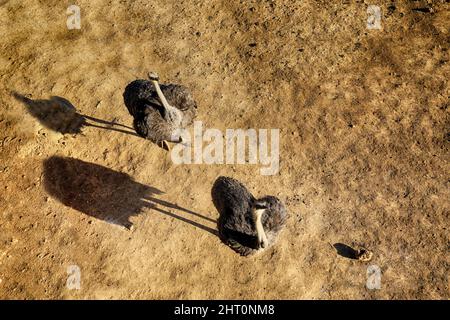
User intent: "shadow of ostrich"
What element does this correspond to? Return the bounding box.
[43,156,217,235]
[333,243,359,259]
[13,92,137,137]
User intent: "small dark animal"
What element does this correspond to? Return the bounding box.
[123,72,197,150]
[211,176,288,256]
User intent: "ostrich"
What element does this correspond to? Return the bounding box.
[211,176,288,256]
[123,72,197,150]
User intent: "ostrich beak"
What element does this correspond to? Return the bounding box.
[160,140,170,151]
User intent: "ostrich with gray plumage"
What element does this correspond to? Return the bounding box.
[212,176,288,256]
[123,72,197,150]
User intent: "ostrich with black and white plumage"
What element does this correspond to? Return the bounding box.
[211,176,288,256]
[123,72,197,150]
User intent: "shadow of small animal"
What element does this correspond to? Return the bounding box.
[13,92,137,136]
[333,243,359,259]
[43,156,217,235]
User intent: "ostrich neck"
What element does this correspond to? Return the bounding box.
[151,80,173,114]
[253,208,268,243]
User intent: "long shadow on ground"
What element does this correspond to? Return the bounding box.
[43,156,217,236]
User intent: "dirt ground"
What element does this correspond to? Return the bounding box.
[0,0,449,299]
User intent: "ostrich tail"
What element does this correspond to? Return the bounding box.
[272,210,288,234]
[226,238,258,256]
[218,226,259,256]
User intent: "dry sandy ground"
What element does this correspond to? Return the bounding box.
[0,0,449,299]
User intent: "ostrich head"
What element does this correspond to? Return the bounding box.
[148,72,159,81]
[251,199,269,249]
[147,72,183,126]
